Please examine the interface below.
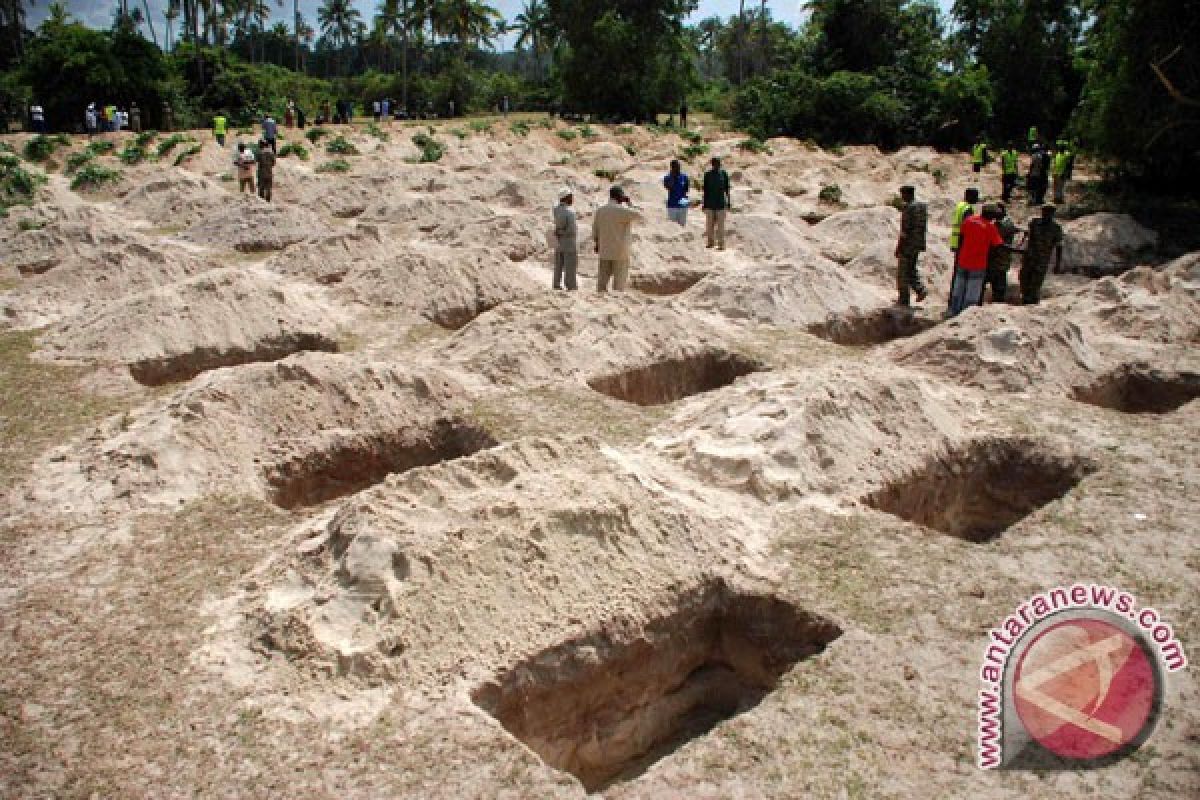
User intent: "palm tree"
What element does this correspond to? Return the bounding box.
[442,0,500,62]
[374,0,401,72]
[694,16,721,81]
[512,0,550,81]
[318,0,363,76]
[165,2,179,51]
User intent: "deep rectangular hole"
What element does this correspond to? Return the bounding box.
[264,418,498,509]
[472,580,842,792]
[1072,365,1200,414]
[128,333,339,386]
[862,438,1095,543]
[629,270,709,296]
[806,308,937,346]
[587,351,765,407]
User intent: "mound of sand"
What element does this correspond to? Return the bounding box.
[1062,212,1158,275]
[681,259,889,327]
[34,268,345,384]
[0,220,216,328]
[811,207,902,263]
[267,225,539,327]
[842,240,955,299]
[647,363,969,502]
[119,173,234,226]
[1045,266,1200,344]
[890,306,1107,392]
[26,354,486,511]
[180,201,330,252]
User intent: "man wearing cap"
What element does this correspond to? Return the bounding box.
[592,186,644,292]
[1020,204,1064,305]
[983,202,1020,303]
[894,185,929,307]
[552,187,578,291]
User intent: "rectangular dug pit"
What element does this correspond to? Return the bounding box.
[587,350,764,407]
[472,581,842,792]
[806,308,937,347]
[128,333,340,386]
[1072,365,1200,414]
[264,418,497,509]
[863,438,1095,543]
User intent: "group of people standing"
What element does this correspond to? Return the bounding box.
[976,135,1076,207]
[549,157,734,292]
[897,185,1064,316]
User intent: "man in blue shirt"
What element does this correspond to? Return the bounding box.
[662,159,691,226]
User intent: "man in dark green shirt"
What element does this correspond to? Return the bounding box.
[702,157,732,250]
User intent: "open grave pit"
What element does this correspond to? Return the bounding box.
[862,438,1096,543]
[587,350,765,407]
[806,307,938,347]
[472,580,842,792]
[1072,364,1200,415]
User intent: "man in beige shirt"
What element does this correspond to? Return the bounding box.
[592,186,644,292]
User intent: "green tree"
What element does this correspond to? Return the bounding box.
[318,0,363,75]
[513,0,552,81]
[548,0,698,121]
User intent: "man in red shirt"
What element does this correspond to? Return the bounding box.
[949,210,1005,317]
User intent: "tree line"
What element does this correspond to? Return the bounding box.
[0,0,1195,189]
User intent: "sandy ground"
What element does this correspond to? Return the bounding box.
[1,118,1197,799]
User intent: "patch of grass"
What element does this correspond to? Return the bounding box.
[681,128,703,144]
[236,126,254,136]
[278,142,309,160]
[118,144,147,165]
[64,150,95,173]
[86,139,115,155]
[305,127,330,144]
[594,169,618,182]
[316,159,351,173]
[22,135,57,162]
[679,142,710,162]
[578,124,597,138]
[173,143,202,166]
[537,118,556,129]
[468,119,492,134]
[155,134,192,159]
[624,144,637,157]
[931,167,948,187]
[449,128,468,140]
[70,163,121,191]
[325,135,358,155]
[830,144,846,157]
[365,122,389,142]
[509,120,530,137]
[556,129,577,141]
[17,217,45,232]
[1,158,47,211]
[738,138,771,155]
[134,130,158,148]
[411,133,444,163]
[616,125,635,135]
[52,133,70,146]
[818,184,844,206]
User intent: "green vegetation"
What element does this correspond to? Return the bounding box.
[278,142,309,160]
[64,150,95,173]
[509,120,530,137]
[679,143,710,162]
[365,122,389,141]
[118,143,147,165]
[173,143,202,166]
[449,128,469,140]
[616,125,635,135]
[69,163,121,191]
[818,184,844,206]
[22,135,57,162]
[155,134,193,159]
[1,156,46,212]
[316,159,351,174]
[468,119,492,134]
[17,217,45,231]
[680,129,703,145]
[86,140,115,155]
[134,130,157,148]
[738,138,771,155]
[594,168,617,181]
[411,133,445,163]
[305,127,331,144]
[325,135,359,155]
[556,129,577,141]
[577,124,597,138]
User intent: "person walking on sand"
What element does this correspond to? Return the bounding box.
[234,143,256,194]
[262,112,278,152]
[593,186,644,292]
[894,185,929,307]
[256,139,276,203]
[213,113,227,147]
[983,203,1020,304]
[949,210,1012,316]
[663,160,691,226]
[552,187,578,291]
[1019,204,1064,305]
[702,157,732,250]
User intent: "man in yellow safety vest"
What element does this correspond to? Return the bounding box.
[972,139,989,173]
[1052,142,1073,204]
[1001,146,1020,203]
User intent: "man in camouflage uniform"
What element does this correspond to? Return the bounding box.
[894,185,929,306]
[983,203,1020,303]
[1019,204,1064,305]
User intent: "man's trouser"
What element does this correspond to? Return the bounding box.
[973,162,982,173]
[1002,173,1017,202]
[554,248,578,290]
[984,263,1009,304]
[597,258,629,292]
[896,252,926,305]
[1029,177,1047,205]
[1020,258,1050,305]
[704,210,727,248]
[1053,174,1066,203]
[238,177,254,192]
[216,133,225,146]
[948,267,986,316]
[667,207,688,226]
[258,179,273,202]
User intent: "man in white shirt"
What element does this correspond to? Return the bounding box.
[592,186,644,292]
[552,187,578,291]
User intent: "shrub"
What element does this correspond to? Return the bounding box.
[70,163,121,191]
[365,122,389,141]
[510,121,530,137]
[594,169,617,181]
[556,129,577,141]
[316,159,351,173]
[931,168,948,187]
[679,143,710,162]
[578,125,597,138]
[305,127,330,144]
[1,158,47,210]
[624,144,637,157]
[135,130,158,148]
[411,133,444,163]
[681,129,703,144]
[65,150,95,173]
[23,135,57,162]
[449,128,468,140]
[156,134,192,158]
[468,119,492,134]
[538,118,556,129]
[818,184,844,205]
[86,140,115,155]
[17,217,45,231]
[118,144,147,165]
[236,126,253,136]
[325,135,358,155]
[616,125,634,135]
[173,143,202,166]
[278,142,309,160]
[738,138,770,155]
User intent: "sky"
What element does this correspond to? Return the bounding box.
[31,1,956,49]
